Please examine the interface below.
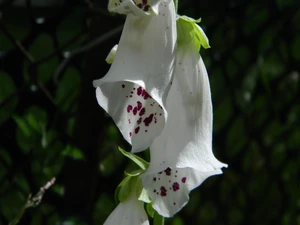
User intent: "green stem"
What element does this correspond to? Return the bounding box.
[153,212,165,225]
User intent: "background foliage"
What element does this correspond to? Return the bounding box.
[0,0,299,224]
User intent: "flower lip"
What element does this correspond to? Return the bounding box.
[141,166,223,217]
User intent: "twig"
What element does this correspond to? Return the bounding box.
[8,177,56,225]
[37,81,57,106]
[0,22,34,63]
[53,25,123,84]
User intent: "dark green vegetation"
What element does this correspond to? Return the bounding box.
[0,0,299,224]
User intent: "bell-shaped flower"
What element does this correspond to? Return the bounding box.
[103,184,149,225]
[140,16,227,217]
[93,0,177,153]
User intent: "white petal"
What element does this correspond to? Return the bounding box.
[104,193,149,225]
[141,167,222,217]
[146,44,227,174]
[96,84,164,152]
[108,0,161,16]
[94,0,176,153]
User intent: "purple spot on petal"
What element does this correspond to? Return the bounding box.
[135,126,140,134]
[164,167,171,176]
[133,107,138,115]
[122,84,125,88]
[139,108,146,116]
[172,182,180,191]
[137,117,142,124]
[127,105,133,113]
[153,177,157,181]
[182,177,187,183]
[143,114,154,126]
[137,101,142,111]
[129,132,132,137]
[160,186,167,197]
[137,87,142,96]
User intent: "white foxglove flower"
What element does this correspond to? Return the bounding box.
[140,17,227,217]
[104,190,149,225]
[93,0,176,153]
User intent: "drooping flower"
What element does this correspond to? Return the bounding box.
[140,17,227,217]
[103,185,149,225]
[93,0,177,153]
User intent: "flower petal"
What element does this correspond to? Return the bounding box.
[145,44,227,174]
[104,191,149,225]
[141,167,222,217]
[94,0,176,152]
[108,0,160,16]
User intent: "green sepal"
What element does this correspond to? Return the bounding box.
[178,15,201,23]
[177,15,210,51]
[136,177,151,203]
[146,203,155,218]
[153,212,165,225]
[124,169,144,177]
[118,146,149,170]
[114,176,136,203]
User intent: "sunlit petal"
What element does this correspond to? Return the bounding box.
[141,167,222,217]
[146,44,227,174]
[93,0,176,152]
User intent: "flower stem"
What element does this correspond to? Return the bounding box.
[154,212,165,225]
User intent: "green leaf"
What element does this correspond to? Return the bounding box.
[56,67,80,113]
[118,146,149,170]
[177,15,210,51]
[0,71,18,125]
[13,116,31,137]
[14,106,48,153]
[153,212,165,225]
[146,203,155,218]
[62,145,85,160]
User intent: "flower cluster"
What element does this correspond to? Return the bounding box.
[93,0,227,224]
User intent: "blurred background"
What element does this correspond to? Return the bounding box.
[0,0,299,224]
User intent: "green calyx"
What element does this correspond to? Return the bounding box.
[114,147,151,204]
[177,15,210,51]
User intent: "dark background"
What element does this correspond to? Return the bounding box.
[0,0,299,224]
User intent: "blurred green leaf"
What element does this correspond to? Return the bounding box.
[62,145,85,160]
[0,71,18,125]
[56,67,80,112]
